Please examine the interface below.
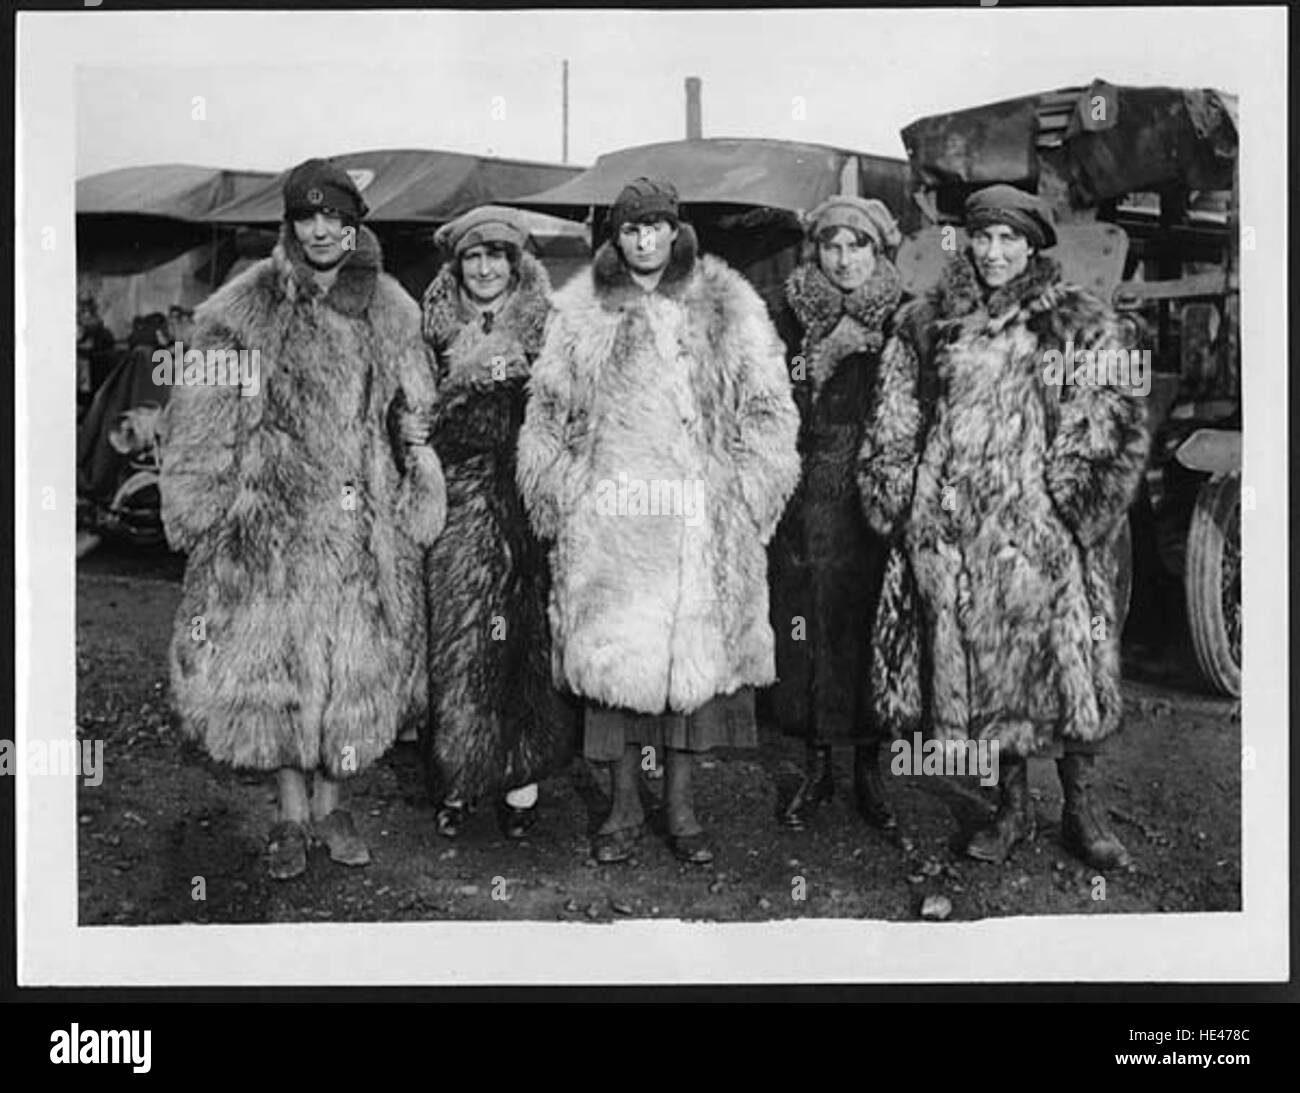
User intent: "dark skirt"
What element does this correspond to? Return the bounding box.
[767,499,889,747]
[583,688,758,762]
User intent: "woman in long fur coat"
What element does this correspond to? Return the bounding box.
[160,160,447,879]
[417,206,580,839]
[766,196,906,835]
[517,177,800,865]
[857,184,1149,870]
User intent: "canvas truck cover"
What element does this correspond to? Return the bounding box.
[902,81,1237,208]
[511,138,909,219]
[77,165,275,220]
[512,137,911,324]
[202,149,584,224]
[77,165,278,332]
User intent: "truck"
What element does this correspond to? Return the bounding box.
[894,80,1241,696]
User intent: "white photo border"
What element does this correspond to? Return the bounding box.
[15,6,1289,985]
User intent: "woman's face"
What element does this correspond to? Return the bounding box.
[617,218,678,274]
[292,211,348,269]
[459,243,512,305]
[970,224,1033,288]
[818,227,876,292]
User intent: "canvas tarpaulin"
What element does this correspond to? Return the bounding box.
[202,149,584,224]
[510,137,909,220]
[1060,83,1237,203]
[77,165,275,334]
[901,82,1238,208]
[901,97,1041,192]
[77,164,274,220]
[201,149,591,294]
[509,138,910,314]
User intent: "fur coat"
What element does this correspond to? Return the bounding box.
[160,225,447,778]
[857,251,1149,757]
[767,259,904,743]
[419,252,579,801]
[516,225,801,716]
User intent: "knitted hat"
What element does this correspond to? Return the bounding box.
[610,177,680,232]
[963,184,1057,249]
[435,205,529,256]
[805,195,901,252]
[282,158,368,223]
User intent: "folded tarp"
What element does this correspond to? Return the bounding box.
[901,81,1238,208]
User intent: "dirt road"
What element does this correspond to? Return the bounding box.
[76,542,1240,926]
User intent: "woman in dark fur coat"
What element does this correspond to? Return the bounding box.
[160,159,447,880]
[767,196,905,833]
[857,184,1150,870]
[416,206,580,840]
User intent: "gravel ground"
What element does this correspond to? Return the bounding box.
[76,541,1241,926]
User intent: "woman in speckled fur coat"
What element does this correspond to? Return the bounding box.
[416,206,580,842]
[857,184,1149,870]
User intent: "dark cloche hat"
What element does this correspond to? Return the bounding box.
[963,184,1056,250]
[610,176,681,232]
[282,157,369,223]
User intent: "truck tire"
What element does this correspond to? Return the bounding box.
[1185,472,1242,696]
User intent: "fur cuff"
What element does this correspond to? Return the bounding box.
[396,445,448,546]
[1045,448,1142,550]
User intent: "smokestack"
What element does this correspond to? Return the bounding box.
[685,76,702,140]
[562,60,570,164]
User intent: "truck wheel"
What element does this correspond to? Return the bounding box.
[1185,472,1242,696]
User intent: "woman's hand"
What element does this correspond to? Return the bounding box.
[397,409,431,448]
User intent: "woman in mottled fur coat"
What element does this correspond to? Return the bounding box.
[160,160,447,880]
[416,206,580,840]
[857,184,1149,870]
[767,196,906,835]
[517,177,800,865]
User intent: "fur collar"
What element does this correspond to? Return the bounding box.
[785,258,902,397]
[420,248,553,357]
[589,222,700,309]
[930,250,1063,328]
[273,221,383,318]
[786,258,902,345]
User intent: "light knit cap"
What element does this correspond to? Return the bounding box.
[805,195,901,251]
[435,205,529,256]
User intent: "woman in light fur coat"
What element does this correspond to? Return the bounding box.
[416,206,580,840]
[857,184,1149,870]
[160,159,447,880]
[517,177,800,865]
[767,196,906,835]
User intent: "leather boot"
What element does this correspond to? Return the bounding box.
[853,742,897,831]
[965,758,1035,863]
[781,745,834,829]
[1058,752,1132,870]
